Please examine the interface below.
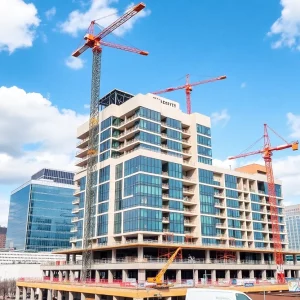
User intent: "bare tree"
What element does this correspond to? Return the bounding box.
[0,279,9,300]
[8,280,16,297]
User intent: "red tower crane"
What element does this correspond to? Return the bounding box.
[72,2,148,282]
[228,124,298,284]
[152,74,226,114]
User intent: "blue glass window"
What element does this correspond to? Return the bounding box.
[275,184,282,197]
[98,202,108,214]
[167,129,182,141]
[100,128,111,141]
[169,212,184,233]
[169,179,182,200]
[138,119,161,133]
[202,238,219,245]
[101,117,112,131]
[114,212,122,234]
[100,150,110,162]
[137,131,161,146]
[99,166,110,183]
[98,183,109,202]
[197,145,212,157]
[124,156,161,176]
[254,232,263,240]
[199,185,215,215]
[80,177,86,191]
[252,212,262,221]
[199,169,213,185]
[228,219,241,228]
[229,229,242,239]
[226,189,238,199]
[198,156,212,165]
[201,216,216,236]
[226,199,239,208]
[166,117,181,130]
[169,200,183,211]
[251,203,261,212]
[115,163,123,180]
[97,214,108,235]
[168,163,182,179]
[137,107,160,122]
[196,124,211,136]
[197,135,211,147]
[167,140,182,152]
[253,222,263,230]
[225,175,237,189]
[227,209,240,218]
[250,194,260,202]
[100,139,111,152]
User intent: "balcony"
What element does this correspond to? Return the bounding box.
[77,137,89,148]
[113,126,139,142]
[162,205,169,210]
[214,192,225,198]
[73,189,81,196]
[183,187,195,195]
[216,223,226,228]
[72,198,80,205]
[75,147,89,158]
[162,217,169,223]
[183,208,197,216]
[75,156,88,168]
[215,202,225,208]
[72,207,79,214]
[70,227,78,233]
[70,236,77,242]
[162,183,169,189]
[71,217,79,223]
[112,114,140,129]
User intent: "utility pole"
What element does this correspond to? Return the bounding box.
[188,255,195,287]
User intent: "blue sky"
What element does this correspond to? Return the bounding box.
[0,0,300,225]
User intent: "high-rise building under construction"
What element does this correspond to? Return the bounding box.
[17,90,300,300]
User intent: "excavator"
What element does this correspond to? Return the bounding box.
[146,247,182,288]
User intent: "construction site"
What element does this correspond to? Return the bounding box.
[16,2,300,300]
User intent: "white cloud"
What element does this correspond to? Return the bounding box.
[241,82,247,89]
[268,0,300,50]
[211,109,230,127]
[45,7,56,20]
[212,158,237,170]
[287,112,300,139]
[0,0,40,53]
[0,86,88,225]
[65,56,85,70]
[59,0,150,37]
[84,104,90,109]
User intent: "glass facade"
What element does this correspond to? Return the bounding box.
[6,169,74,252]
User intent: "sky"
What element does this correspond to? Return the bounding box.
[0,0,300,226]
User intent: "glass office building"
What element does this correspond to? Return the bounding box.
[285,204,300,250]
[6,169,74,252]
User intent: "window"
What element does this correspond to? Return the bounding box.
[196,124,211,136]
[202,238,219,245]
[228,219,241,228]
[229,229,242,239]
[114,180,122,211]
[251,203,261,212]
[199,185,215,215]
[197,135,211,147]
[166,117,181,130]
[197,145,212,157]
[167,128,182,141]
[225,175,237,189]
[199,169,213,185]
[169,200,183,211]
[168,162,182,179]
[137,107,160,122]
[100,139,111,152]
[254,231,263,240]
[169,179,182,200]
[169,212,184,233]
[98,183,109,202]
[124,156,161,176]
[138,119,161,133]
[137,131,161,146]
[101,117,112,131]
[100,128,111,141]
[201,216,216,236]
[198,156,212,165]
[227,199,239,208]
[99,166,110,183]
[236,293,251,300]
[100,150,110,162]
[167,140,182,152]
[227,209,240,218]
[115,163,123,180]
[226,189,238,199]
[250,194,260,202]
[97,214,108,235]
[98,202,108,214]
[114,213,122,234]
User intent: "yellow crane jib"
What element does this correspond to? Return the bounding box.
[147,247,181,287]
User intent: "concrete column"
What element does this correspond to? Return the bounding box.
[122,269,128,282]
[81,293,86,300]
[225,270,230,280]
[297,270,300,278]
[194,270,198,284]
[205,250,211,264]
[236,251,241,264]
[211,270,216,283]
[66,254,70,262]
[138,269,146,282]
[158,235,163,243]
[50,270,54,281]
[71,254,76,262]
[262,270,267,280]
[65,271,69,281]
[69,292,74,300]
[137,233,143,242]
[250,270,255,279]
[121,236,126,243]
[287,270,292,278]
[108,270,113,283]
[137,247,143,261]
[59,271,63,282]
[95,295,100,300]
[95,270,100,282]
[47,289,52,300]
[237,270,242,279]
[22,287,26,300]
[38,289,43,300]
[176,269,182,283]
[261,253,265,264]
[111,249,116,263]
[70,270,74,282]
[57,291,62,300]
[30,288,35,300]
[16,286,20,300]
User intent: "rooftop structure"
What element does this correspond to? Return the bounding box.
[18,91,298,300]
[6,169,75,252]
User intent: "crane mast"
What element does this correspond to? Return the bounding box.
[72,2,148,282]
[228,124,298,284]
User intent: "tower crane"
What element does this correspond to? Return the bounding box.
[152,74,226,114]
[147,247,182,288]
[228,124,298,284]
[72,2,148,282]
